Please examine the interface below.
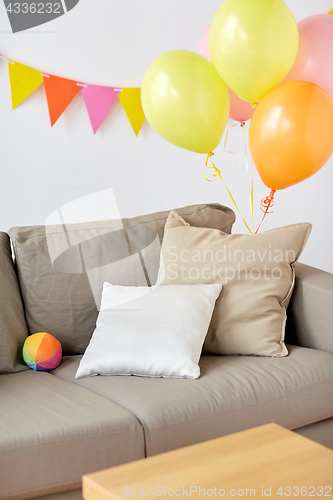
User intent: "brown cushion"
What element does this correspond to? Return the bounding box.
[156,211,312,357]
[9,203,235,355]
[0,232,29,373]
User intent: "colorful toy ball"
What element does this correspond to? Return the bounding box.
[23,332,62,371]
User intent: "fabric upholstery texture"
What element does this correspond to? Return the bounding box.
[0,232,29,374]
[76,283,222,380]
[52,345,333,457]
[157,212,312,356]
[8,203,235,355]
[286,262,333,354]
[0,370,144,500]
[294,417,333,450]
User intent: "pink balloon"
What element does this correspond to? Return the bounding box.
[228,88,252,122]
[197,23,252,122]
[284,14,333,99]
[196,23,211,62]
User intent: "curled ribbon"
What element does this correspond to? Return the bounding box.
[260,190,276,214]
[255,189,276,234]
[203,152,253,235]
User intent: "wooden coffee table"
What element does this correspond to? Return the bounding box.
[83,423,333,500]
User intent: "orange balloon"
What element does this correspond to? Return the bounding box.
[249,81,333,190]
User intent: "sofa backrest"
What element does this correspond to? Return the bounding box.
[0,232,29,373]
[285,262,333,353]
[9,203,235,355]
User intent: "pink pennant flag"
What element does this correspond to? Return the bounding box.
[82,84,121,134]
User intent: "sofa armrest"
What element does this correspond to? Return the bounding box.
[286,262,333,353]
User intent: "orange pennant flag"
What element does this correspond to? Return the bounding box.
[43,74,82,126]
[119,88,145,136]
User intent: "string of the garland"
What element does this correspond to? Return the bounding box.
[203,152,253,234]
[0,54,123,90]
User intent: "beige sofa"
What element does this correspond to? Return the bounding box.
[1,203,333,500]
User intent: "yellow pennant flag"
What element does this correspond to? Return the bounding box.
[329,9,333,14]
[119,88,145,136]
[8,61,44,109]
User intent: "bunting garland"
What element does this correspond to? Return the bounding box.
[0,53,145,136]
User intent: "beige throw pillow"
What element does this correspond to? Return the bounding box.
[156,212,312,357]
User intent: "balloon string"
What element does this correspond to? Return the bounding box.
[241,122,254,233]
[203,152,253,234]
[224,122,240,163]
[255,189,276,234]
[251,170,254,233]
[250,105,258,233]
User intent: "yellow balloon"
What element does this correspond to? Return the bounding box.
[141,50,230,154]
[209,0,299,103]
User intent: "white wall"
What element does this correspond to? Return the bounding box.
[0,0,332,273]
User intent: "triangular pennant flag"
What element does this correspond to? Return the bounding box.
[119,88,145,136]
[8,61,44,109]
[43,74,82,126]
[81,84,121,134]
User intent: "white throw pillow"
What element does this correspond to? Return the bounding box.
[76,283,222,380]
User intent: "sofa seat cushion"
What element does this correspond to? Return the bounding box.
[52,345,333,456]
[0,371,144,500]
